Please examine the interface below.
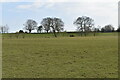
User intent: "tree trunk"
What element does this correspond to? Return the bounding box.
[29,30,31,33]
[47,30,48,33]
[81,29,83,37]
[84,24,86,36]
[53,30,57,37]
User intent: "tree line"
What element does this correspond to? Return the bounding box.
[23,17,64,37]
[0,16,120,37]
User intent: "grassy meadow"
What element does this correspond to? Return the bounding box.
[2,32,118,78]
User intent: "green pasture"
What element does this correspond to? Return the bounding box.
[2,32,118,78]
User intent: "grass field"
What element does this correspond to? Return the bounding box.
[2,32,118,78]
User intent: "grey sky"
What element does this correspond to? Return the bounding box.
[0,0,119,32]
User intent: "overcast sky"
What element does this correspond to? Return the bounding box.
[0,0,119,33]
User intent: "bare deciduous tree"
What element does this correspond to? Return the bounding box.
[74,16,94,36]
[41,17,64,37]
[0,25,9,33]
[53,18,64,33]
[41,17,51,33]
[24,19,38,33]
